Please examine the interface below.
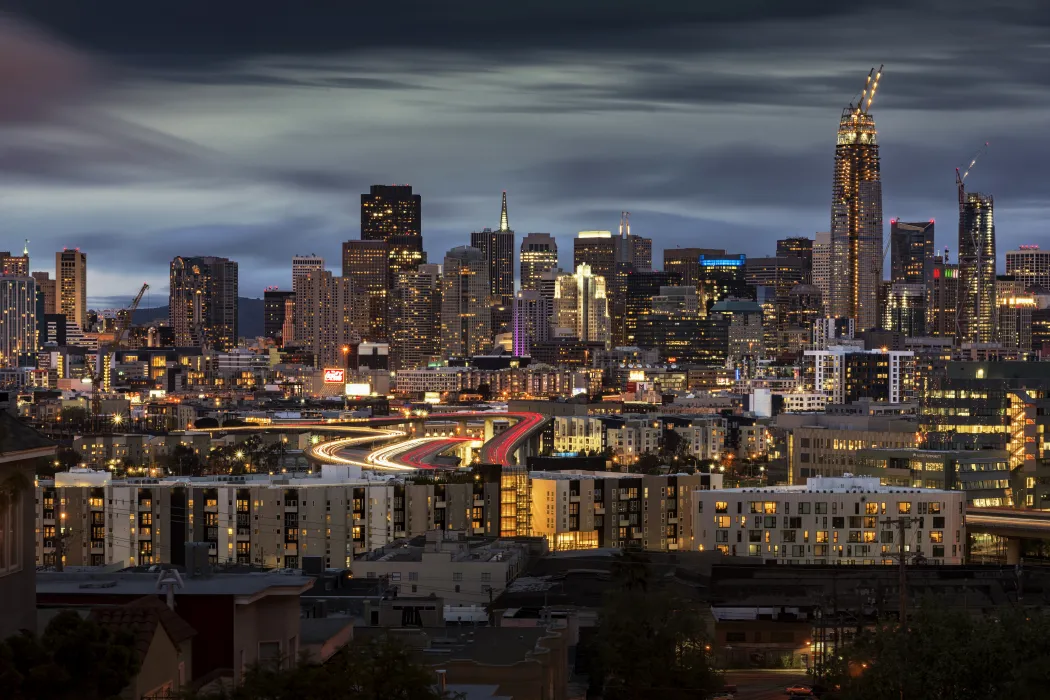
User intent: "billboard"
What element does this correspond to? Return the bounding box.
[345,383,371,396]
[323,368,345,384]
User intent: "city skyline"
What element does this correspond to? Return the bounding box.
[2,4,1050,305]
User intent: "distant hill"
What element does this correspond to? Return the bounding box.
[133,297,265,339]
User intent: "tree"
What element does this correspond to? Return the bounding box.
[167,444,202,476]
[591,554,721,700]
[633,453,665,475]
[0,610,140,700]
[194,417,220,429]
[56,446,83,470]
[661,428,683,457]
[59,406,89,426]
[184,636,458,700]
[828,603,1050,700]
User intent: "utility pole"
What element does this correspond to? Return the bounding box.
[882,516,912,628]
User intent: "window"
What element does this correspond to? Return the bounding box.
[452,572,463,582]
[748,544,760,556]
[816,531,828,543]
[716,516,731,528]
[258,641,281,668]
[748,529,762,543]
[715,530,729,543]
[898,502,912,514]
[409,571,419,581]
[481,572,491,582]
[929,531,944,543]
[928,502,942,514]
[832,517,844,529]
[815,502,827,514]
[798,503,811,514]
[390,572,401,582]
[865,502,879,515]
[715,501,728,513]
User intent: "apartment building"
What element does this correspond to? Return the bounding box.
[673,419,726,461]
[395,366,603,398]
[606,418,662,459]
[523,470,723,552]
[351,530,529,605]
[36,468,486,570]
[690,476,965,565]
[552,416,605,454]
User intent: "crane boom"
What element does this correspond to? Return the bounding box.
[957,142,989,205]
[114,283,149,349]
[864,64,883,113]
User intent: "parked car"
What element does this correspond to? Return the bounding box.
[785,686,813,696]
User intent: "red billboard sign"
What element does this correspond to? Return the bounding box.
[323,368,345,384]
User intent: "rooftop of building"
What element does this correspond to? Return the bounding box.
[360,531,529,564]
[355,624,558,667]
[36,569,314,599]
[699,475,953,496]
[0,411,57,457]
[856,448,1010,462]
[944,361,1050,380]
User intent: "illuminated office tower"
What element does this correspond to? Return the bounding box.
[884,283,926,337]
[31,272,56,315]
[958,192,996,343]
[360,184,425,287]
[56,248,87,329]
[391,264,442,370]
[263,288,295,345]
[624,270,681,345]
[0,276,37,367]
[291,255,324,343]
[776,237,814,284]
[169,256,238,351]
[663,248,725,291]
[812,232,831,312]
[697,254,751,314]
[512,290,551,357]
[890,220,935,285]
[554,264,610,346]
[471,192,515,305]
[1005,246,1050,290]
[441,246,491,359]
[342,240,389,341]
[928,254,960,338]
[0,244,29,276]
[297,270,369,368]
[520,233,558,292]
[829,67,884,331]
[995,280,1036,352]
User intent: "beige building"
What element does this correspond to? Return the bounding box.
[56,249,87,329]
[776,413,919,484]
[553,416,604,454]
[351,530,529,605]
[689,476,966,565]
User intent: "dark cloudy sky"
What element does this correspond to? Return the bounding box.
[2,1,1049,307]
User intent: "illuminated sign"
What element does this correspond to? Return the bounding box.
[345,383,371,396]
[700,258,745,267]
[323,368,345,384]
[628,370,646,382]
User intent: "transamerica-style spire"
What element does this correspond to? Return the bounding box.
[499,191,510,232]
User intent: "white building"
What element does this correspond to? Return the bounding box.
[606,419,661,459]
[1005,246,1050,290]
[806,346,916,405]
[554,264,610,345]
[553,416,604,454]
[673,420,726,461]
[690,476,965,565]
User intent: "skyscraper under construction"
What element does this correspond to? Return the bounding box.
[829,66,884,332]
[956,144,996,344]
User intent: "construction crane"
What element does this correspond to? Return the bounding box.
[956,141,989,205]
[852,64,884,114]
[87,282,150,428]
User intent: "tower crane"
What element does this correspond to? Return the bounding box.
[956,142,989,205]
[87,282,150,428]
[955,142,990,340]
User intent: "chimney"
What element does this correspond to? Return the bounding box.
[436,670,447,693]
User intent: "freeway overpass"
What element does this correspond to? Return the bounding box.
[966,507,1050,564]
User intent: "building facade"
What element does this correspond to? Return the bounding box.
[297,270,369,368]
[511,290,551,357]
[0,277,37,368]
[263,289,294,345]
[391,264,442,370]
[442,246,492,359]
[829,92,883,331]
[1005,246,1050,291]
[690,476,965,565]
[56,249,87,330]
[958,192,996,343]
[360,184,424,288]
[169,256,239,351]
[520,233,559,292]
[553,264,610,345]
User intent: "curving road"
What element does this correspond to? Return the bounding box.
[398,437,479,470]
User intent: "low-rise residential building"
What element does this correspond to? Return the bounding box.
[674,419,726,461]
[552,416,604,454]
[351,530,530,605]
[606,418,661,460]
[690,476,965,565]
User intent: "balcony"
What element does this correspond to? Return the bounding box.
[139,528,152,538]
[205,527,218,541]
[236,527,251,537]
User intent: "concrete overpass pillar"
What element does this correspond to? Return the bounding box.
[484,419,495,443]
[1006,537,1022,565]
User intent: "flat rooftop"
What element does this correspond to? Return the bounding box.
[698,475,954,496]
[37,570,314,599]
